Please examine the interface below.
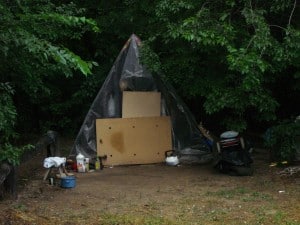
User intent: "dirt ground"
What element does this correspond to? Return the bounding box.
[0,142,300,225]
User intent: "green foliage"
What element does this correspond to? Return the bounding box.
[140,41,163,75]
[88,0,297,132]
[0,0,99,164]
[0,1,99,76]
[265,118,300,162]
[0,83,17,142]
[46,46,98,76]
[140,0,300,131]
[0,0,99,119]
[0,83,34,165]
[27,13,100,33]
[1,0,299,140]
[0,144,34,166]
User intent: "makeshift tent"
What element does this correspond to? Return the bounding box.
[70,34,212,164]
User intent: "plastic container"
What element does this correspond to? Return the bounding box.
[95,158,100,170]
[61,176,76,188]
[76,153,85,172]
[84,158,89,172]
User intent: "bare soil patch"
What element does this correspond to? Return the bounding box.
[0,145,299,225]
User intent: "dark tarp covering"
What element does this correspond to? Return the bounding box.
[70,34,212,163]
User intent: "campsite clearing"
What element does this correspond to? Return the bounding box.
[0,145,299,225]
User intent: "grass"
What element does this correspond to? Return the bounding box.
[12,203,27,211]
[205,187,273,201]
[3,186,300,225]
[2,148,299,225]
[71,213,176,225]
[250,208,300,225]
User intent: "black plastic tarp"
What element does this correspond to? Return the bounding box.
[70,34,212,163]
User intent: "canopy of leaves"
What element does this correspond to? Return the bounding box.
[140,0,300,131]
[0,0,100,131]
[0,0,99,164]
[1,0,299,140]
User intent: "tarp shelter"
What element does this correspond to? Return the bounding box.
[70,34,212,165]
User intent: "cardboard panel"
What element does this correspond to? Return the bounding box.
[96,116,171,166]
[122,91,161,118]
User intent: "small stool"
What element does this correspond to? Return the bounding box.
[43,165,68,181]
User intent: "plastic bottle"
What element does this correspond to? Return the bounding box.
[84,158,89,172]
[76,153,85,172]
[95,157,100,170]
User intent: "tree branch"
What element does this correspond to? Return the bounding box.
[288,0,297,27]
[246,35,255,51]
[269,24,286,30]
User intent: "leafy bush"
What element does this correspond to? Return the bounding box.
[0,83,34,166]
[264,118,300,162]
[0,83,17,142]
[0,144,34,166]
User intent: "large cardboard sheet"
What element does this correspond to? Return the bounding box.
[122,91,161,118]
[96,116,171,165]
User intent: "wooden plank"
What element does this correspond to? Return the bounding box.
[122,91,161,118]
[96,116,171,166]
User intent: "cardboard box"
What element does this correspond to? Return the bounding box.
[122,91,161,118]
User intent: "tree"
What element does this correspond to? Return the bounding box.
[141,0,300,131]
[58,0,299,132]
[0,0,99,164]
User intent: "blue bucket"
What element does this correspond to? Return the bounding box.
[61,176,76,188]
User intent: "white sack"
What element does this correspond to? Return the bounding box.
[43,157,66,168]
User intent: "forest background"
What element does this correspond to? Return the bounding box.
[0,0,299,164]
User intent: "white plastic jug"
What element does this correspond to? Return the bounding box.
[76,153,85,172]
